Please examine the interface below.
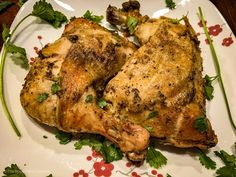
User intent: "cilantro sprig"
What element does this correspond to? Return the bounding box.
[165,0,176,10]
[198,7,236,131]
[146,146,167,169]
[198,149,216,170]
[2,164,26,177]
[74,134,123,163]
[0,0,67,137]
[83,10,103,23]
[204,74,217,101]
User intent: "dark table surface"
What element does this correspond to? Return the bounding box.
[0,0,236,49]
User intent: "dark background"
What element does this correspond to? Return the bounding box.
[0,0,236,49]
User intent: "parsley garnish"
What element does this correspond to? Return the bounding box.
[0,0,67,137]
[0,1,13,13]
[2,164,26,177]
[204,74,217,101]
[198,149,216,170]
[83,10,104,23]
[193,116,208,133]
[97,98,107,108]
[85,94,93,103]
[32,0,68,28]
[146,146,167,169]
[37,93,49,103]
[165,0,176,9]
[148,111,158,119]
[51,82,61,95]
[46,174,53,177]
[74,135,123,163]
[127,16,138,35]
[55,129,72,144]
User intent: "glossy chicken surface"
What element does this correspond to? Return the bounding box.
[20,18,150,161]
[105,1,217,149]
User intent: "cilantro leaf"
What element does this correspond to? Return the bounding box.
[55,129,72,144]
[167,174,172,177]
[3,164,26,177]
[204,74,217,101]
[0,1,13,13]
[148,111,158,119]
[214,150,236,167]
[37,93,49,103]
[146,146,167,169]
[97,98,107,109]
[6,43,29,69]
[18,0,27,7]
[145,125,154,133]
[216,166,236,177]
[74,135,123,163]
[127,16,138,35]
[165,0,176,9]
[46,174,53,177]
[101,141,123,163]
[198,150,216,170]
[85,94,93,103]
[193,116,208,133]
[83,10,104,23]
[32,0,68,28]
[2,24,10,42]
[51,83,61,95]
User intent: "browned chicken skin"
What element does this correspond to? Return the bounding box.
[105,1,217,149]
[20,18,149,161]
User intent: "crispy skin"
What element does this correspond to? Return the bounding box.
[105,2,217,149]
[20,18,150,161]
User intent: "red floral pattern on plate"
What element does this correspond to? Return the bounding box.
[222,37,234,47]
[208,24,223,36]
[93,160,114,177]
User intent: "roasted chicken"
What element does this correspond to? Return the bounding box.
[20,18,150,161]
[105,1,217,149]
[20,1,217,162]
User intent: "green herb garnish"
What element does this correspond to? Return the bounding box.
[204,74,217,101]
[193,116,208,133]
[214,150,236,177]
[2,164,26,177]
[97,98,107,108]
[83,10,103,23]
[32,0,68,28]
[55,130,72,144]
[198,149,216,170]
[127,16,138,35]
[46,174,53,177]
[198,7,236,131]
[85,94,93,103]
[167,174,172,177]
[51,82,61,95]
[74,135,123,163]
[0,1,13,13]
[165,0,176,9]
[145,125,154,133]
[37,93,49,103]
[148,111,158,119]
[146,146,167,169]
[0,0,67,137]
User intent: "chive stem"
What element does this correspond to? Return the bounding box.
[198,7,236,131]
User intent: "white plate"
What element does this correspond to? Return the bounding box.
[0,0,236,176]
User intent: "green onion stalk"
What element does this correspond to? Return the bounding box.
[198,7,236,131]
